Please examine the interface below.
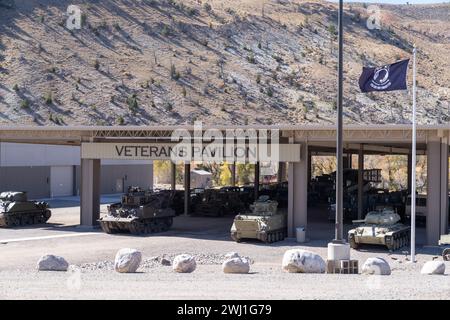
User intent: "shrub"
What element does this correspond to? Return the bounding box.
[44,92,53,105]
[21,99,30,109]
[13,84,19,91]
[117,116,124,125]
[247,53,256,64]
[203,3,212,12]
[267,87,273,97]
[94,59,100,70]
[256,74,261,84]
[127,94,138,111]
[170,64,180,80]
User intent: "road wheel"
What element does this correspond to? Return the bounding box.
[349,235,359,249]
[443,248,450,261]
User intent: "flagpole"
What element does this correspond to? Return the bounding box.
[410,45,417,263]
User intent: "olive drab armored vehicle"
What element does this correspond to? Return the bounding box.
[0,191,51,227]
[192,188,245,217]
[230,195,287,243]
[439,233,450,261]
[99,187,175,235]
[348,208,410,250]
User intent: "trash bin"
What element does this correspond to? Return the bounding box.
[296,227,306,243]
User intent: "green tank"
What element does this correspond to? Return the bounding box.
[99,187,175,235]
[230,195,287,243]
[0,191,51,227]
[348,208,410,250]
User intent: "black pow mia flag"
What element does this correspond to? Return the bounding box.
[359,59,409,93]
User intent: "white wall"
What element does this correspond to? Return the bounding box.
[0,143,153,167]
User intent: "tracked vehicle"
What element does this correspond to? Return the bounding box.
[231,195,287,243]
[348,208,410,250]
[99,187,175,235]
[0,191,51,227]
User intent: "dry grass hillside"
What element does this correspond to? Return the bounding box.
[0,0,449,126]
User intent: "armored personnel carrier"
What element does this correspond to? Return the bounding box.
[0,191,51,227]
[230,195,287,243]
[99,187,175,235]
[348,208,410,250]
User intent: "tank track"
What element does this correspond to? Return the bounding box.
[0,209,51,227]
[443,248,450,261]
[385,229,410,251]
[231,228,287,243]
[100,217,174,235]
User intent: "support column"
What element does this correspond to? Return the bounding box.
[440,138,449,236]
[426,137,449,245]
[357,145,364,219]
[184,162,190,216]
[230,162,236,187]
[80,159,101,227]
[287,141,308,238]
[254,162,260,200]
[171,161,176,192]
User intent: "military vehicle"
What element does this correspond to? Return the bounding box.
[99,187,175,234]
[0,191,51,227]
[439,233,450,261]
[348,208,410,250]
[192,188,245,217]
[230,195,287,243]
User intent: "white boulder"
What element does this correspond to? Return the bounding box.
[282,249,326,273]
[362,257,391,275]
[421,261,445,275]
[224,252,240,259]
[114,248,142,273]
[173,254,196,273]
[222,257,250,274]
[37,255,69,271]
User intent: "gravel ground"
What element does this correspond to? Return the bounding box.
[0,206,449,299]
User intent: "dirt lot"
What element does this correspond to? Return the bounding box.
[0,203,449,300]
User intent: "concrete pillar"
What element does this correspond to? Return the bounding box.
[440,138,449,236]
[357,145,364,219]
[287,142,308,238]
[80,159,101,227]
[171,161,176,192]
[254,162,260,200]
[230,162,236,186]
[426,137,449,245]
[184,162,190,216]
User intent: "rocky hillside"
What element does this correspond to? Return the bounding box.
[0,0,449,126]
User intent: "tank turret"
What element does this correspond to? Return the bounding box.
[0,191,51,227]
[348,208,410,251]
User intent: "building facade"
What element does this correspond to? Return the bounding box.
[0,142,153,199]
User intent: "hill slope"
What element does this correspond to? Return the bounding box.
[0,0,449,126]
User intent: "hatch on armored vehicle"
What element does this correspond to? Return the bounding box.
[99,187,175,235]
[0,191,51,227]
[230,195,287,243]
[348,208,410,250]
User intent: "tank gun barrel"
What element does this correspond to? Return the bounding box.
[352,219,365,224]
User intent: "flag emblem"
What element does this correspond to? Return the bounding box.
[359,59,409,92]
